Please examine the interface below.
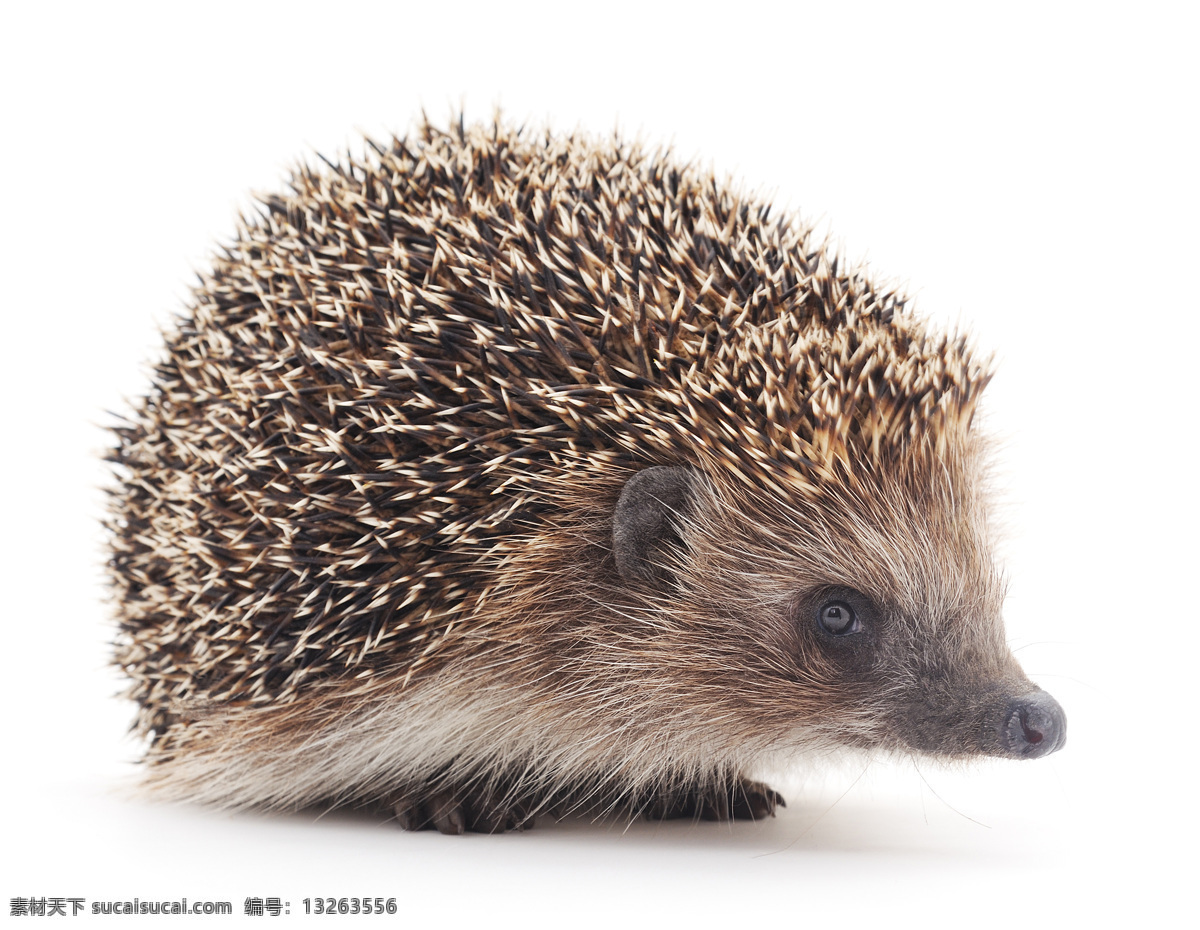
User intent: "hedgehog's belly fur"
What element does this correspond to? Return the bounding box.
[141,666,795,822]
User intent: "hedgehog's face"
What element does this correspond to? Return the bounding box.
[612,460,1066,762]
[786,579,1066,761]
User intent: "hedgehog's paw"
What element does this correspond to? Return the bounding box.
[701,778,786,821]
[390,787,534,835]
[641,777,785,822]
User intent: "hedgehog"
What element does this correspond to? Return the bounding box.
[107,115,1065,834]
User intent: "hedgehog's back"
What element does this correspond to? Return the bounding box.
[109,119,907,743]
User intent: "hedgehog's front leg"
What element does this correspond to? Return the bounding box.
[389,785,536,835]
[639,777,785,822]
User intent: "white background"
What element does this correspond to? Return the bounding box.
[2,1,1197,926]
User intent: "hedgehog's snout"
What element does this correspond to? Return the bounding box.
[990,690,1067,759]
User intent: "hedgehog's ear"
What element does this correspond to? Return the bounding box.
[612,465,699,586]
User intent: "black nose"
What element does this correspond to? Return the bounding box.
[997,691,1067,759]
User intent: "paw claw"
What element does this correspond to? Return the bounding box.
[433,808,465,835]
[393,799,425,832]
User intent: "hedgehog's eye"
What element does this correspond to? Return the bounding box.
[818,600,861,636]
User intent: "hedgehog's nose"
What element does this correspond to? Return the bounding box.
[994,691,1067,759]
